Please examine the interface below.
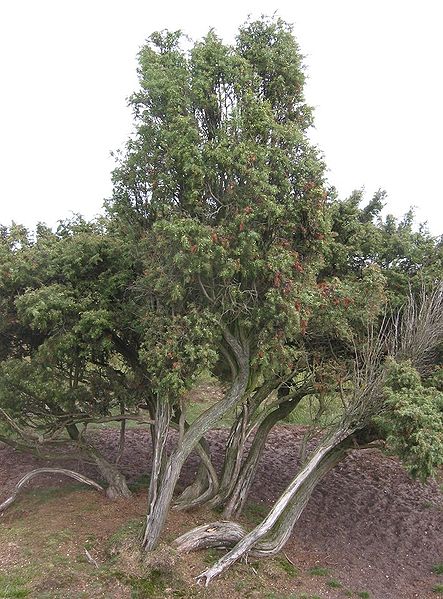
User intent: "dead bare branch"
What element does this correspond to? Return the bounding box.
[0,468,104,515]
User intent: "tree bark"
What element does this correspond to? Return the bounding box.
[66,424,132,499]
[173,436,219,510]
[142,329,250,551]
[0,468,104,514]
[174,437,349,558]
[195,426,353,584]
[174,521,246,552]
[208,404,248,508]
[90,449,132,499]
[143,397,171,547]
[223,391,308,518]
[206,379,281,509]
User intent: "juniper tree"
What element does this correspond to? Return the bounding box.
[107,17,399,550]
[0,219,144,497]
[1,11,441,565]
[180,286,443,584]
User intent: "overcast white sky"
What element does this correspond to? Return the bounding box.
[1,0,442,235]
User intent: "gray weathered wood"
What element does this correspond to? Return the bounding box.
[0,468,104,514]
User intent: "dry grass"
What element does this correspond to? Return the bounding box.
[0,486,356,599]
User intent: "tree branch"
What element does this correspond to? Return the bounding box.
[0,468,104,515]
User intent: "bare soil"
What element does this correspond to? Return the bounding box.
[1,424,442,599]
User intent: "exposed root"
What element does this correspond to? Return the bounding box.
[188,433,352,584]
[173,521,246,552]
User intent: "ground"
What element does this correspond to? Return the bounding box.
[1,419,443,598]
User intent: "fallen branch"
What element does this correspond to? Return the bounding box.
[85,549,99,568]
[0,468,104,514]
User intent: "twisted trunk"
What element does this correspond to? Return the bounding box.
[223,389,309,518]
[66,424,131,499]
[195,426,353,584]
[173,437,219,510]
[208,404,248,508]
[144,397,171,546]
[91,447,132,499]
[142,370,248,550]
[174,461,208,507]
[207,380,278,508]
[142,329,249,551]
[174,437,349,557]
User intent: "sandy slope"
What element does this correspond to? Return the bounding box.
[1,426,442,598]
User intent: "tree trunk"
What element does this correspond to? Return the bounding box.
[142,330,250,551]
[173,436,219,510]
[143,397,172,548]
[66,424,132,499]
[141,387,243,550]
[249,439,350,556]
[195,426,353,584]
[223,392,307,518]
[207,379,281,509]
[174,437,349,558]
[174,521,246,552]
[91,450,132,499]
[208,404,248,508]
[174,461,209,507]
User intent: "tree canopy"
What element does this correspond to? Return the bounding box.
[0,15,442,585]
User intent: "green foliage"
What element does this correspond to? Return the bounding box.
[0,18,442,556]
[427,367,443,392]
[0,218,147,446]
[139,308,218,400]
[375,360,443,481]
[107,15,404,428]
[109,17,334,383]
[324,191,443,307]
